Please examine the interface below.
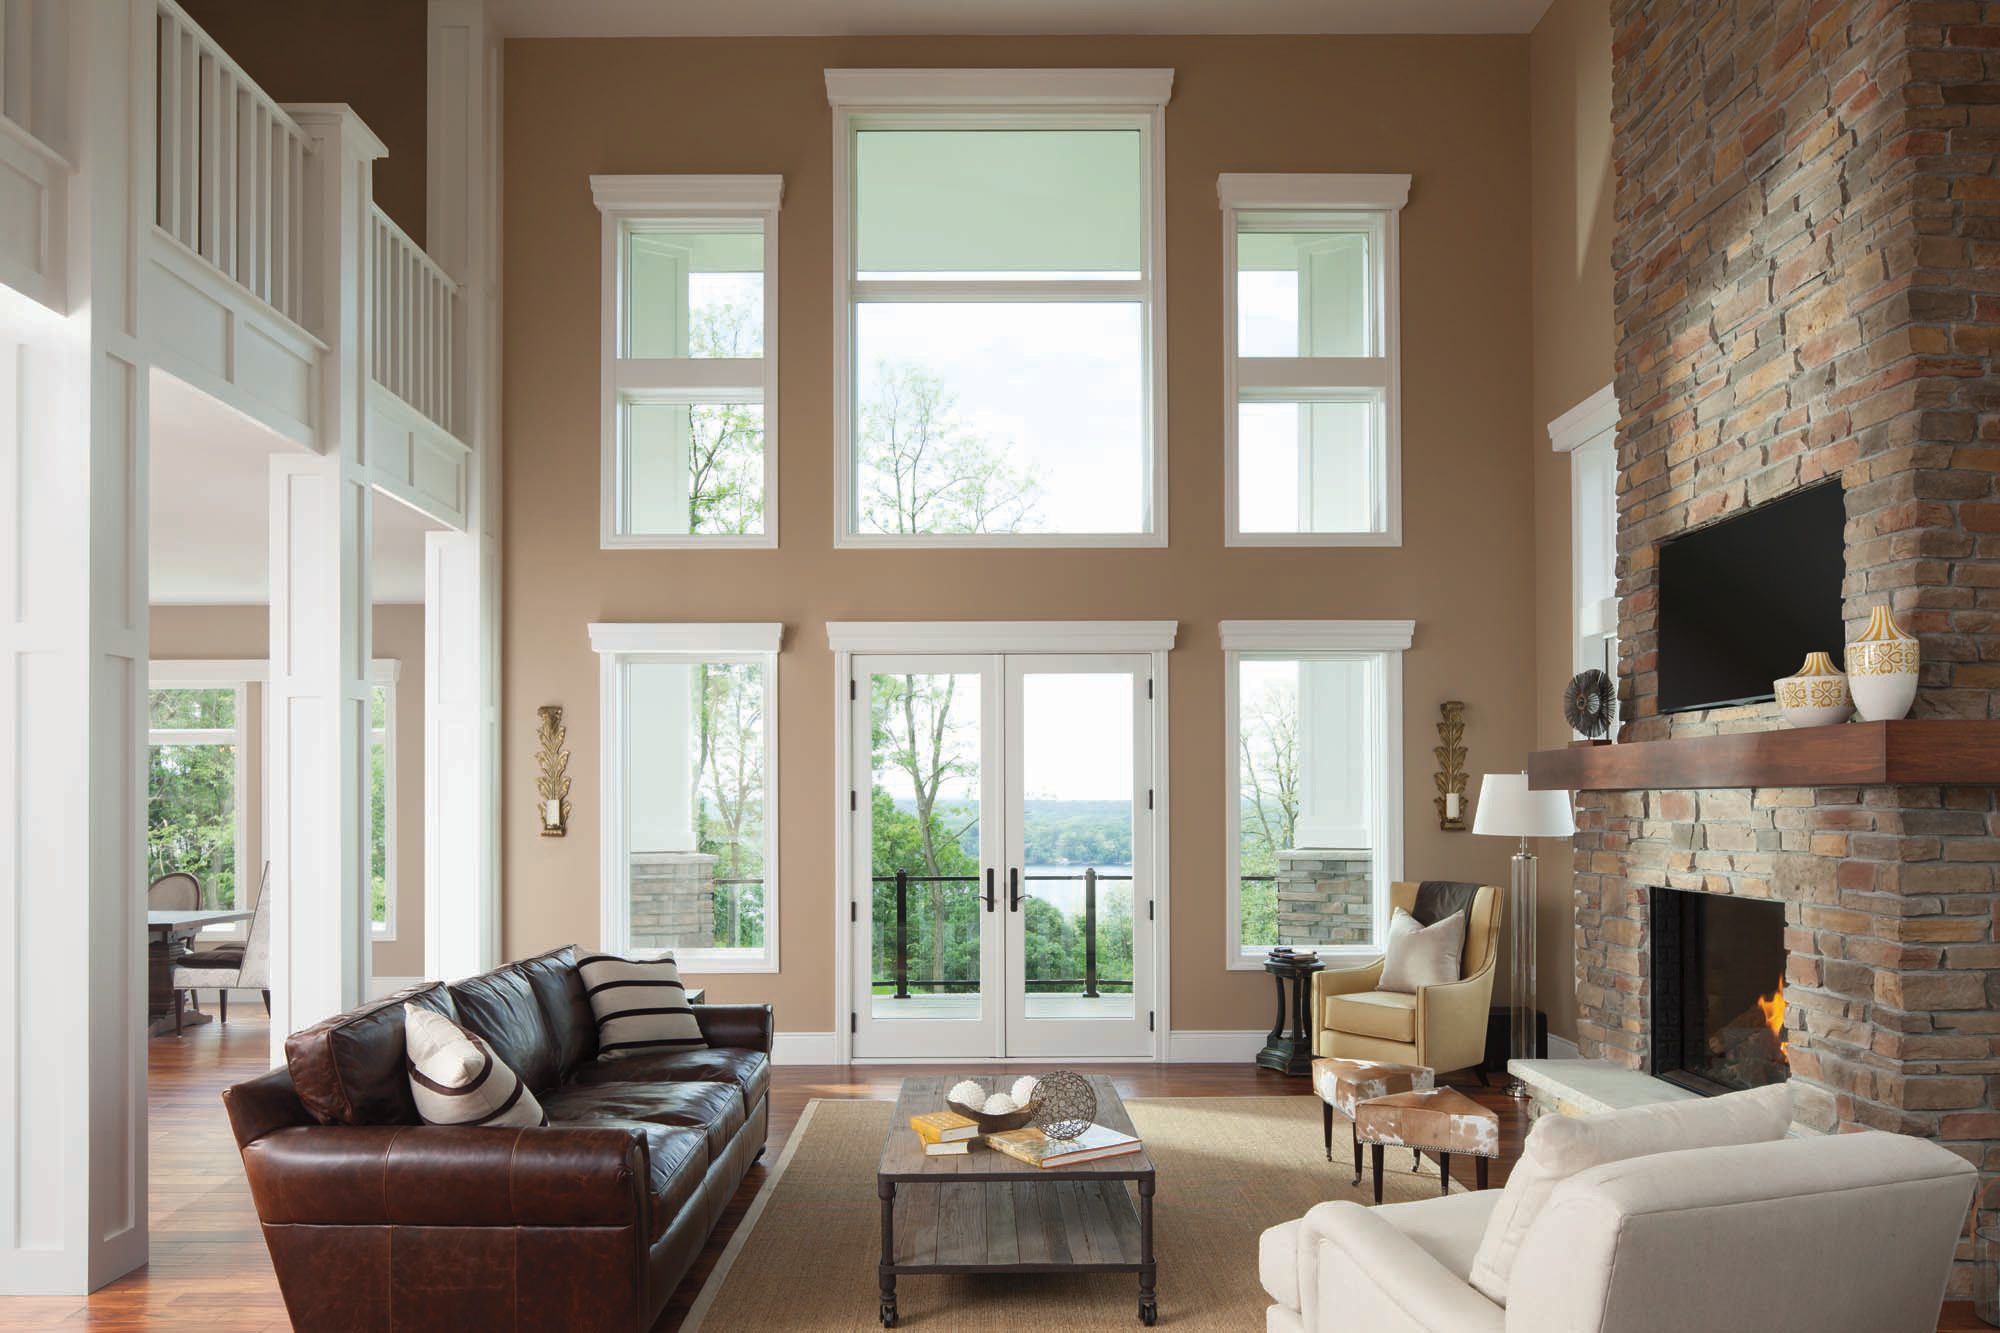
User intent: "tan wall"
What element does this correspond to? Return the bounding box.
[175,0,428,244]
[1527,0,1615,1042]
[148,603,427,976]
[502,35,1539,1035]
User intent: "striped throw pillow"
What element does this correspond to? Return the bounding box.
[577,952,707,1060]
[403,1004,548,1127]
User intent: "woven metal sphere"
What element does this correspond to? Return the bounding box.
[1030,1069,1097,1142]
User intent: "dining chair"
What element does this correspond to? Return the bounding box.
[147,872,200,912]
[170,863,272,1035]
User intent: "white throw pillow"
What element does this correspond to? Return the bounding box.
[577,952,707,1060]
[1378,907,1466,993]
[403,1004,547,1128]
[1467,1081,1793,1304]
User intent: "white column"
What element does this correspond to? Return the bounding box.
[424,0,502,980]
[0,0,151,1294]
[265,108,384,1057]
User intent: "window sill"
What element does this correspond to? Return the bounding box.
[836,530,1167,551]
[1227,946,1381,972]
[602,532,778,551]
[1226,529,1402,548]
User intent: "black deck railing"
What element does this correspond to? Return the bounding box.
[871,869,1134,999]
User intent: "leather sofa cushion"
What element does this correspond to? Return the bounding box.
[541,1081,746,1162]
[285,981,458,1126]
[1326,991,1417,1044]
[450,965,560,1095]
[513,944,600,1081]
[568,1047,770,1111]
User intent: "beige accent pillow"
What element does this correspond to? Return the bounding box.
[403,1004,547,1128]
[1378,907,1466,993]
[1467,1081,1793,1304]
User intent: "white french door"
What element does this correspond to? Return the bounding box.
[848,652,1156,1060]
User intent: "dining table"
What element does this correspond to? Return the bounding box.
[147,908,251,1036]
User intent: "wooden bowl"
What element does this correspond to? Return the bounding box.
[945,1094,1040,1134]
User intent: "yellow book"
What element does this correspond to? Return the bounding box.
[910,1110,979,1144]
[983,1124,1142,1168]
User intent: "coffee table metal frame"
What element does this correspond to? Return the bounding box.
[877,1074,1158,1326]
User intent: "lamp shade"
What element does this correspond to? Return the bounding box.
[1472,772,1575,838]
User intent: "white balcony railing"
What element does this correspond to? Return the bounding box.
[155,0,308,327]
[370,204,462,438]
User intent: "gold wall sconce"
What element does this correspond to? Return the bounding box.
[536,705,571,837]
[1435,700,1469,831]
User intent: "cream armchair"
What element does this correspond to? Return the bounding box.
[1311,882,1502,1079]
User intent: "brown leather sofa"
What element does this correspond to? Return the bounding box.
[221,945,771,1332]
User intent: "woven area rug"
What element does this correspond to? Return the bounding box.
[684,1096,1444,1331]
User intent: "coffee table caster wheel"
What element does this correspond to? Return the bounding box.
[1139,1296,1157,1325]
[881,1299,898,1327]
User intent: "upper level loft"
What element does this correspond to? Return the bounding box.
[0,0,470,528]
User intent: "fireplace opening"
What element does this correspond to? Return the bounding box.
[1649,888,1790,1096]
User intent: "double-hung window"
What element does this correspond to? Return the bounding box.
[593,176,782,547]
[1550,384,1619,682]
[1222,620,1412,968]
[828,69,1172,545]
[1220,175,1409,545]
[147,678,248,917]
[591,623,782,972]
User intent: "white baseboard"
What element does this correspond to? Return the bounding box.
[1547,1033,1581,1060]
[773,1031,838,1064]
[1166,1029,1267,1063]
[367,975,424,1000]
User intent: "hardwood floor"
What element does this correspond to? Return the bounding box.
[0,1013,1978,1331]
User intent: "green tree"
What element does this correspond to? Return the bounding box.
[686,302,764,536]
[147,688,238,909]
[694,662,766,949]
[871,673,982,985]
[857,362,1042,535]
[1238,674,1300,948]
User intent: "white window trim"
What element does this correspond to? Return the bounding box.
[1219,173,1410,548]
[146,668,253,939]
[826,620,1179,654]
[592,174,783,550]
[826,68,1173,549]
[370,659,401,940]
[1220,620,1409,971]
[590,622,785,973]
[1550,383,1619,682]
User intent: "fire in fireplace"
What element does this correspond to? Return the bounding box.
[1649,887,1790,1095]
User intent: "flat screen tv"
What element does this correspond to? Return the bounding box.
[1657,480,1846,713]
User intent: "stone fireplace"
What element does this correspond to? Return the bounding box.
[1649,885,1789,1096]
[1567,0,2000,1292]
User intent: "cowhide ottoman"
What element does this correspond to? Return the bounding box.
[1353,1086,1499,1203]
[1311,1056,1435,1185]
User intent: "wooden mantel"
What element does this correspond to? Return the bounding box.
[1527,720,2000,791]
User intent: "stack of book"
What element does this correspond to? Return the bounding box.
[910,1110,981,1156]
[983,1123,1142,1168]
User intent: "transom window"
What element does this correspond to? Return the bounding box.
[828,69,1173,546]
[592,176,782,548]
[1222,621,1411,968]
[591,623,782,972]
[1220,174,1410,546]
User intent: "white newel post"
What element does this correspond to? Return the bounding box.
[0,0,151,1294]
[425,0,503,980]
[266,108,385,1058]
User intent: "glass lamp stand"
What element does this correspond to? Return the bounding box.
[1508,839,1538,1098]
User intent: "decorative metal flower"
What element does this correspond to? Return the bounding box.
[1564,669,1617,740]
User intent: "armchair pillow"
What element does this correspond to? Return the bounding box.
[404,1004,548,1128]
[1467,1080,1793,1303]
[577,952,707,1059]
[1379,907,1466,994]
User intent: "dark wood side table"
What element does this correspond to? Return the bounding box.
[1256,954,1325,1076]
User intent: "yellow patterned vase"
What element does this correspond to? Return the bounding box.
[1774,652,1852,727]
[1845,606,1919,721]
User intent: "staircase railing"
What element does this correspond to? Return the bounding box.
[370,204,463,437]
[154,0,308,326]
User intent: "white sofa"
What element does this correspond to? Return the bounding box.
[1260,1087,1975,1333]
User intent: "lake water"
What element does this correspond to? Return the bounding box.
[1021,864,1136,919]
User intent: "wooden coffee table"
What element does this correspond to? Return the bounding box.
[878,1075,1158,1327]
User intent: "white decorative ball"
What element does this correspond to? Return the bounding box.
[948,1079,986,1108]
[1011,1076,1039,1106]
[982,1093,1019,1115]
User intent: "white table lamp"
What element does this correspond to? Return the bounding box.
[1472,771,1576,1096]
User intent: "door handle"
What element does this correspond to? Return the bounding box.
[983,868,996,913]
[1008,867,1022,912]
